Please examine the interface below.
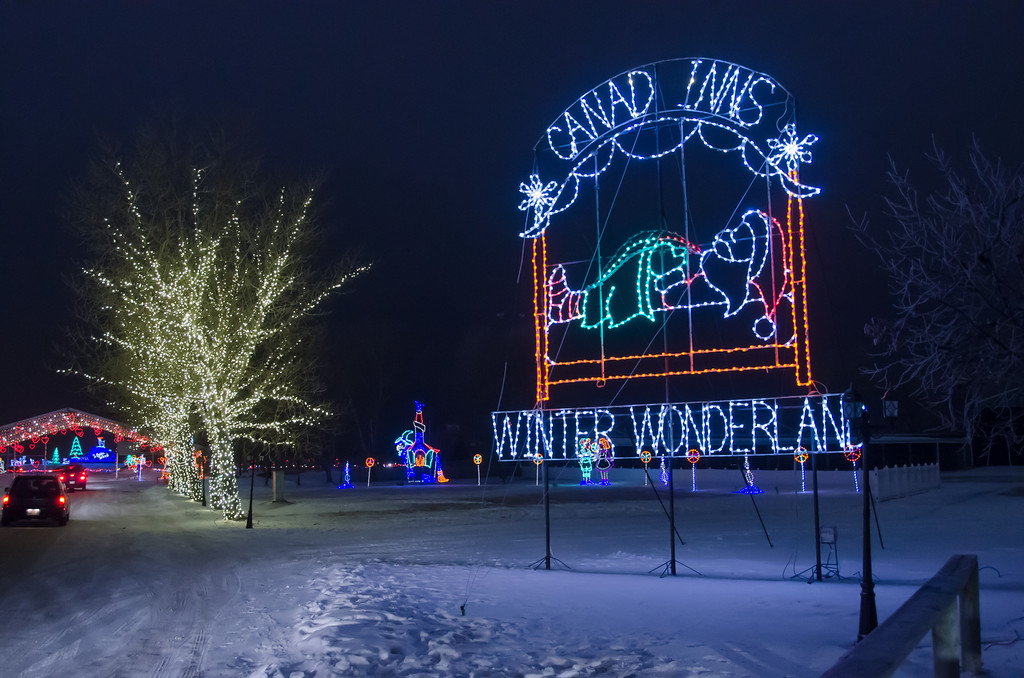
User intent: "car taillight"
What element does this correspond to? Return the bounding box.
[58,496,66,506]
[80,475,86,481]
[59,475,66,482]
[2,495,8,506]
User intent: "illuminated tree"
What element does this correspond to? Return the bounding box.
[74,132,368,517]
[852,141,1024,459]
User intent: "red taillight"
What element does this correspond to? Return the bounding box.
[59,475,66,482]
[80,475,86,481]
[58,496,66,506]
[2,495,8,506]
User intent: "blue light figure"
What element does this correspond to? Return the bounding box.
[338,462,354,489]
[732,455,764,495]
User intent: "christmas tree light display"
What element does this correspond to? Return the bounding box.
[69,437,83,458]
[394,402,440,484]
[338,462,354,489]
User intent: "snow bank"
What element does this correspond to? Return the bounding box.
[0,466,1020,677]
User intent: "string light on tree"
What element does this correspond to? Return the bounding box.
[73,158,369,520]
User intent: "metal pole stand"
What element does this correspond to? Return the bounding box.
[858,418,879,641]
[528,461,570,571]
[644,463,701,578]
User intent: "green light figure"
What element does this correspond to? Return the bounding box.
[577,438,596,486]
[70,436,83,458]
[546,210,778,339]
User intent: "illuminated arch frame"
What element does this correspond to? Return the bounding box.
[518,58,819,404]
[0,408,158,454]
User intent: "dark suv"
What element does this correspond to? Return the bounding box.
[2,475,70,526]
[58,464,88,492]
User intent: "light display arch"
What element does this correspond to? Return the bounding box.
[519,58,819,404]
[0,408,155,456]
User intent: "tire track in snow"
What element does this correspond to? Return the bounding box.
[242,563,686,677]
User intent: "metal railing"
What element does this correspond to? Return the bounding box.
[820,554,982,678]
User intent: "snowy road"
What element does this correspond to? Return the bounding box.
[0,468,1021,677]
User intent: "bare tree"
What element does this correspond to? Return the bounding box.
[852,140,1024,460]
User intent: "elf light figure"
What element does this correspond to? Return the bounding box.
[595,438,614,485]
[577,438,596,485]
[394,401,439,483]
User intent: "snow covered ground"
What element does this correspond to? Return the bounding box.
[0,464,1020,677]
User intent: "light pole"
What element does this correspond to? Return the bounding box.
[245,451,257,529]
[843,386,878,641]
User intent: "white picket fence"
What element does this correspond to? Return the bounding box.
[870,463,940,501]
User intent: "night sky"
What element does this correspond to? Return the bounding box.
[3,3,1023,454]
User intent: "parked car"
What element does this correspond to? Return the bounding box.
[1,474,70,526]
[57,464,88,492]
